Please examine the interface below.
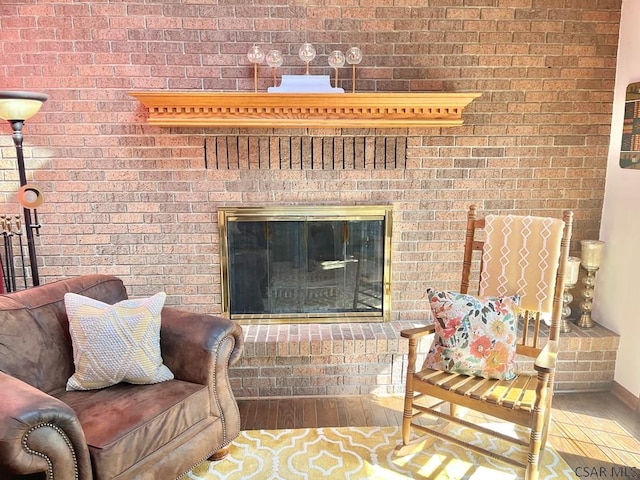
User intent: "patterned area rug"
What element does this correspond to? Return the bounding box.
[186,426,574,479]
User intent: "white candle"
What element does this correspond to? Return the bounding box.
[566,256,581,285]
[580,240,605,269]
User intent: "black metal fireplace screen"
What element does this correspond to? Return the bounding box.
[218,205,392,324]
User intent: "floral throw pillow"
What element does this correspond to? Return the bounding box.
[424,289,521,381]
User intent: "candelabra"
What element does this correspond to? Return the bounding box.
[560,256,581,333]
[0,91,48,287]
[577,240,605,329]
[247,44,363,93]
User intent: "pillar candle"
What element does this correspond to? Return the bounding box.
[566,256,581,284]
[580,240,605,269]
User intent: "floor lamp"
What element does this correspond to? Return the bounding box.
[0,91,48,287]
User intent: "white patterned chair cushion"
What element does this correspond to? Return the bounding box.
[479,214,564,314]
[64,292,174,391]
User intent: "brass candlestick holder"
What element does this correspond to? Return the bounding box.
[577,240,605,329]
[560,256,581,333]
[577,266,598,328]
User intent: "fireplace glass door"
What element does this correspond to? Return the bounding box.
[218,206,392,324]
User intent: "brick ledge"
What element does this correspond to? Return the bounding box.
[230,321,619,398]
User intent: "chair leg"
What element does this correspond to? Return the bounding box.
[394,396,447,457]
[525,462,539,480]
[208,446,230,461]
[526,373,552,480]
[540,409,552,450]
[399,337,418,448]
[398,379,415,447]
[395,336,437,456]
[524,424,544,480]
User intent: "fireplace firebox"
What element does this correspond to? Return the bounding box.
[218,205,392,324]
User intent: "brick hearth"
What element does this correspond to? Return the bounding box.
[229,321,619,398]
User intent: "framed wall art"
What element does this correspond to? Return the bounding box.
[620,81,640,169]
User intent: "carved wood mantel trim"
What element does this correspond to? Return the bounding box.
[128,91,482,129]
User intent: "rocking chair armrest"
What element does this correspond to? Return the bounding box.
[400,325,436,339]
[533,339,559,373]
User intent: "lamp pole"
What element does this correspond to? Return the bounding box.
[10,119,40,286]
[0,91,48,288]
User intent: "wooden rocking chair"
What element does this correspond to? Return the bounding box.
[396,205,573,480]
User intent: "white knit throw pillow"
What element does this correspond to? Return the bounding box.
[64,292,173,391]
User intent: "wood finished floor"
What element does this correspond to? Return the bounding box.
[238,392,640,474]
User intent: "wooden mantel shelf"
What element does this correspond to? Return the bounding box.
[128,91,481,129]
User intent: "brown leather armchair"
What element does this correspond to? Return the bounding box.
[0,274,243,480]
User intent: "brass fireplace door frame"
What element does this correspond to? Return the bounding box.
[218,205,393,325]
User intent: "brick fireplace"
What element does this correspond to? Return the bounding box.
[198,130,620,399]
[0,1,622,399]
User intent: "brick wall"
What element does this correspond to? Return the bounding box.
[0,1,620,326]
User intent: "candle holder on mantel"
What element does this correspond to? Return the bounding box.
[247,45,265,93]
[328,50,345,89]
[298,43,316,75]
[577,240,605,329]
[265,49,283,88]
[560,256,581,333]
[346,46,362,93]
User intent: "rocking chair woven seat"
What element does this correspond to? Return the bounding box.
[396,205,573,480]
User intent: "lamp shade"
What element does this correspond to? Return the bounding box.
[0,91,48,121]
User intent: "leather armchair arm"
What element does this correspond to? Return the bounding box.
[0,372,93,480]
[159,308,244,447]
[533,339,559,374]
[160,308,243,383]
